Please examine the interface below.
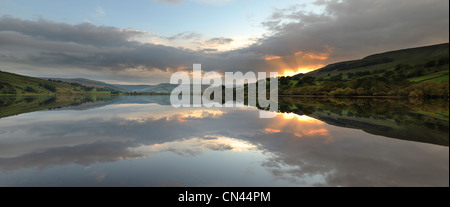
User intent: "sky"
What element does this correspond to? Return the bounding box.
[0,0,448,84]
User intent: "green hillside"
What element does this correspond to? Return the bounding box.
[307,43,449,78]
[280,43,449,97]
[0,71,120,95]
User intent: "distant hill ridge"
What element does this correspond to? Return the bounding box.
[41,77,179,93]
[0,71,118,95]
[306,43,449,77]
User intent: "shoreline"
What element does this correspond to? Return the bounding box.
[1,94,447,100]
[279,95,407,99]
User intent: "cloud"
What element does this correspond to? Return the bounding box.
[204,37,234,46]
[154,0,183,5]
[0,100,447,186]
[0,16,202,83]
[165,31,203,41]
[0,16,266,83]
[257,0,449,63]
[0,0,448,83]
[154,0,233,6]
[194,0,233,6]
[0,17,144,46]
[94,6,106,17]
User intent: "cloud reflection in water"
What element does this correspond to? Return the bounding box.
[0,98,448,186]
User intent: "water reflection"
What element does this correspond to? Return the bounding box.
[0,95,448,186]
[274,97,449,146]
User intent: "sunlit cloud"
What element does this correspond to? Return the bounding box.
[259,113,332,144]
[265,128,281,133]
[265,56,282,61]
[306,129,329,136]
[280,113,323,123]
[305,54,328,60]
[262,48,332,76]
[134,136,258,157]
[279,65,325,76]
[175,110,225,122]
[103,104,227,123]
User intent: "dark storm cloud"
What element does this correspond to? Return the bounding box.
[0,0,448,83]
[0,16,202,74]
[0,17,144,46]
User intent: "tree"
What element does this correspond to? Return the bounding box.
[437,57,449,66]
[411,68,425,77]
[425,60,437,68]
[42,84,57,92]
[301,76,316,86]
[356,87,366,96]
[409,89,423,98]
[279,77,290,85]
[347,72,355,78]
[25,86,36,93]
[383,71,395,78]
[343,87,357,96]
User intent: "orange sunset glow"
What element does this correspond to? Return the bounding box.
[306,54,329,60]
[262,112,332,143]
[263,50,330,77]
[279,65,324,77]
[280,113,323,123]
[265,128,282,133]
[265,56,282,61]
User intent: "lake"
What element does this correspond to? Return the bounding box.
[0,95,448,187]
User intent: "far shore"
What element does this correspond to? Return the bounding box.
[279,94,407,99]
[1,93,445,100]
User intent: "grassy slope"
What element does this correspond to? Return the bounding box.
[307,43,449,79]
[408,70,449,83]
[0,71,115,95]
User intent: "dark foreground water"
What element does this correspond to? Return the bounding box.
[0,95,448,187]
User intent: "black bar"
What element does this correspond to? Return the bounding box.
[1,187,448,206]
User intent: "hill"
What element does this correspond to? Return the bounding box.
[0,71,120,95]
[46,78,125,91]
[307,43,449,78]
[1,70,213,95]
[41,78,178,93]
[113,83,179,93]
[281,43,449,97]
[112,84,154,92]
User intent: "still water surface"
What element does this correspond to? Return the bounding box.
[0,96,448,186]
